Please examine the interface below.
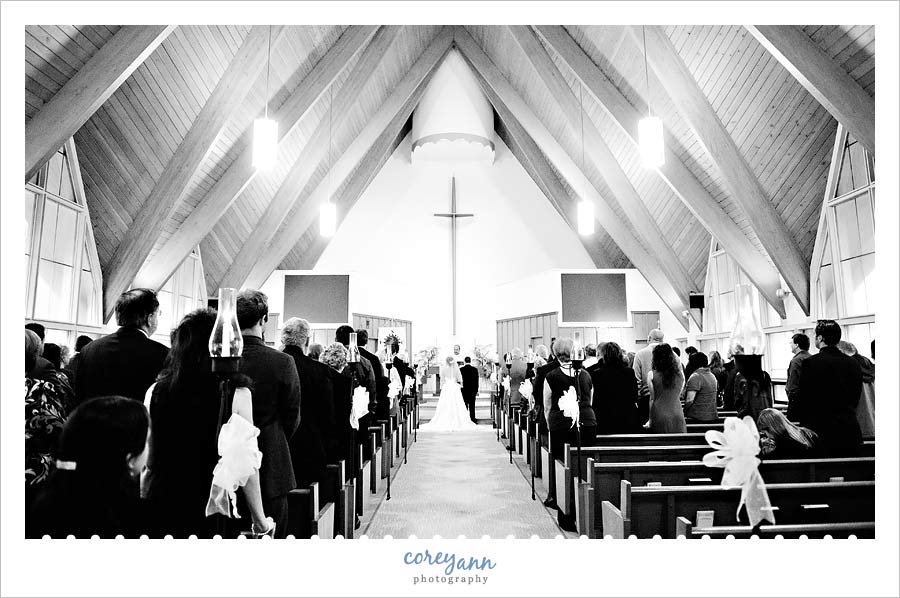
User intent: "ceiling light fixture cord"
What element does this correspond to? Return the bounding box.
[579,82,586,197]
[265,25,272,120]
[329,84,333,202]
[642,25,651,118]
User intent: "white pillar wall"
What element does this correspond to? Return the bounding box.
[261,133,688,353]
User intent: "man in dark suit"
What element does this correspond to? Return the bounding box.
[356,329,389,420]
[281,317,334,490]
[337,326,376,461]
[460,356,479,422]
[74,289,169,405]
[532,341,559,507]
[796,320,863,457]
[237,289,302,538]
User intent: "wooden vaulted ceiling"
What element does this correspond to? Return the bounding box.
[24,24,875,326]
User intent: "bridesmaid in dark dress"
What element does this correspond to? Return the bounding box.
[648,344,687,433]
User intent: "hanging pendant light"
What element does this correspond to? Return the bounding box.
[638,26,665,169]
[576,82,594,236]
[320,84,336,237]
[252,26,278,171]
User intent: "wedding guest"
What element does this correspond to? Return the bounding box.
[308,343,324,361]
[506,348,527,412]
[633,329,665,425]
[237,289,301,538]
[683,352,718,422]
[75,288,169,404]
[356,329,389,420]
[283,318,334,488]
[837,340,875,439]
[722,345,743,411]
[625,351,636,369]
[66,335,93,389]
[542,337,596,531]
[708,351,728,408]
[321,343,352,464]
[648,343,686,433]
[757,408,822,460]
[796,320,862,457]
[25,323,58,383]
[590,341,640,434]
[28,396,154,538]
[683,346,699,382]
[42,343,64,373]
[25,330,69,512]
[583,344,599,369]
[785,333,812,422]
[144,308,271,538]
[337,326,376,461]
[531,343,555,461]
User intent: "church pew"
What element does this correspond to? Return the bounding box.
[675,517,875,539]
[592,433,710,447]
[605,479,875,539]
[368,425,384,493]
[582,456,876,538]
[286,481,335,539]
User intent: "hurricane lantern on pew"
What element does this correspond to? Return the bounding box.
[729,284,773,421]
[209,288,243,375]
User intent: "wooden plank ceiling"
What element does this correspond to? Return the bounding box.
[23,24,875,317]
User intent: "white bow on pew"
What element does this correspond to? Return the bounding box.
[558,387,580,427]
[350,386,370,430]
[702,416,775,527]
[205,413,262,518]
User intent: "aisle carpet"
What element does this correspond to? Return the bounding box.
[362,426,570,538]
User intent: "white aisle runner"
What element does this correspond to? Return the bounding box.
[362,427,568,538]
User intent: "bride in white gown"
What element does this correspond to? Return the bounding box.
[420,355,478,431]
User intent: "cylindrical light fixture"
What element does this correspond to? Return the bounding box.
[319,202,336,237]
[638,115,664,169]
[209,288,243,374]
[577,199,595,236]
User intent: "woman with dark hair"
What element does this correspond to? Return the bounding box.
[708,351,728,408]
[143,308,272,538]
[683,352,718,422]
[648,343,686,433]
[757,408,823,459]
[28,396,152,538]
[590,341,640,434]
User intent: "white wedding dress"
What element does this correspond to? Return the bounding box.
[420,363,478,432]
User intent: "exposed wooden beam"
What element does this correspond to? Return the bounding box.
[454,26,693,330]
[746,25,874,156]
[632,26,810,314]
[102,26,285,319]
[25,25,174,181]
[496,116,619,270]
[535,25,786,318]
[218,26,402,289]
[508,26,700,298]
[300,122,412,270]
[132,25,379,292]
[240,27,455,290]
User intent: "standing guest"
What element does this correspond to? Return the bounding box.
[837,341,875,439]
[282,318,334,489]
[237,290,301,538]
[356,329,389,420]
[531,343,556,462]
[648,343,686,433]
[308,343,324,361]
[58,345,74,383]
[42,343,64,375]
[28,396,154,538]
[683,352,718,422]
[75,289,168,405]
[590,341,640,434]
[757,408,822,460]
[583,344,599,369]
[25,330,69,512]
[785,333,812,422]
[683,346,699,381]
[708,351,728,408]
[25,323,58,382]
[321,343,352,464]
[506,348,527,413]
[143,309,272,538]
[542,338,596,531]
[625,351,636,369]
[336,326,376,462]
[722,345,743,411]
[66,335,93,389]
[633,329,665,425]
[796,320,863,457]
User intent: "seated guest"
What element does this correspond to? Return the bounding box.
[648,343,686,433]
[796,320,863,457]
[75,288,169,404]
[837,340,875,439]
[25,330,70,512]
[590,341,640,434]
[308,343,324,361]
[321,343,352,464]
[282,318,334,489]
[683,352,718,422]
[757,408,822,460]
[28,396,154,538]
[143,308,272,538]
[708,351,728,408]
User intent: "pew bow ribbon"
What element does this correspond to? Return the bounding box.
[350,386,370,430]
[519,379,534,409]
[205,413,262,518]
[702,416,775,526]
[501,375,510,393]
[558,387,579,428]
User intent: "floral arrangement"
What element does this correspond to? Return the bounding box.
[382,331,401,353]
[473,344,497,377]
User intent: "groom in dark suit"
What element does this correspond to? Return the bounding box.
[460,356,479,423]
